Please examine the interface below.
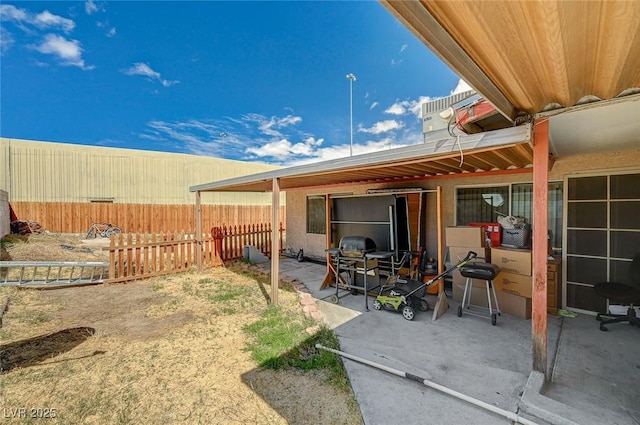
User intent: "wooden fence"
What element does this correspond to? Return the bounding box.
[211,223,284,263]
[105,223,284,284]
[10,202,286,234]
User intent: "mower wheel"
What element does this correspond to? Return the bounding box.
[329,295,339,304]
[372,299,382,310]
[402,306,415,321]
[491,313,497,326]
[457,306,463,317]
[418,299,429,312]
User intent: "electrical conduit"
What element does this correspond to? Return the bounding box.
[315,344,540,425]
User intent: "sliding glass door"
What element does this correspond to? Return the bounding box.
[565,171,640,313]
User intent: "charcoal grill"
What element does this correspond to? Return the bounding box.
[325,236,395,310]
[457,261,502,325]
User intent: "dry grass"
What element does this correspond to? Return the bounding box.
[0,235,363,425]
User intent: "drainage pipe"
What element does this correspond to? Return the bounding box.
[316,344,540,425]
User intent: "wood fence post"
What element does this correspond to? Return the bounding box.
[212,226,224,266]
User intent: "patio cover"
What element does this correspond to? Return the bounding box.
[190,124,532,194]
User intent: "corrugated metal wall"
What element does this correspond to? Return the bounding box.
[0,138,279,205]
[0,190,9,238]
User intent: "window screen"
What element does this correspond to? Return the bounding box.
[306,195,326,234]
[456,186,509,225]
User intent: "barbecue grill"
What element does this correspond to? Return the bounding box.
[325,236,394,310]
[457,261,502,325]
[337,235,377,258]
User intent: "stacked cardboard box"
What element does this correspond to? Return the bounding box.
[490,247,533,319]
[446,227,491,306]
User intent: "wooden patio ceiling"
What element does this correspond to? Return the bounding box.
[380,0,640,121]
[190,125,532,193]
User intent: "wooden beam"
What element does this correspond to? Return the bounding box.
[271,178,280,305]
[432,185,448,320]
[195,191,202,271]
[532,119,549,376]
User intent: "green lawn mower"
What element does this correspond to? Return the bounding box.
[373,250,478,320]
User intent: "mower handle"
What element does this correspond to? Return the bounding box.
[462,251,477,262]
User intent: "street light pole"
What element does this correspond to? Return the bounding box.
[346,73,356,156]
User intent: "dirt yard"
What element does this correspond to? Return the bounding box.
[0,234,363,424]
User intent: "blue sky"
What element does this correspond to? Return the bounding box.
[1,1,470,166]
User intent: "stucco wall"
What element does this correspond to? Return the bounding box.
[0,190,9,239]
[286,147,640,260]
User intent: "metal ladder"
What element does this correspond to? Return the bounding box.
[0,261,109,287]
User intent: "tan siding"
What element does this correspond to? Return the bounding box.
[1,137,280,205]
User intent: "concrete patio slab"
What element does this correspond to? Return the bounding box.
[268,258,640,425]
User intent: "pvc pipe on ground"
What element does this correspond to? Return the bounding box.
[316,344,540,425]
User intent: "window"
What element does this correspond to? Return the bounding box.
[306,195,326,234]
[456,182,564,249]
[512,182,563,250]
[456,186,509,225]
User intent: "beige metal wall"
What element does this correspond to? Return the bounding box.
[0,190,9,238]
[286,147,640,259]
[1,137,280,205]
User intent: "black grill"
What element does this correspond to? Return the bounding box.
[338,236,377,258]
[459,262,500,280]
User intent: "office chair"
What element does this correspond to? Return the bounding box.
[594,253,640,331]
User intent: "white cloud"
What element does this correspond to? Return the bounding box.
[358,120,403,135]
[34,34,92,69]
[106,27,116,37]
[369,101,379,110]
[385,103,406,115]
[385,96,433,118]
[242,113,302,137]
[452,79,473,95]
[400,44,407,53]
[245,136,322,160]
[34,10,75,33]
[0,5,28,22]
[122,62,179,87]
[1,5,76,33]
[85,1,99,15]
[1,27,14,54]
[390,58,403,67]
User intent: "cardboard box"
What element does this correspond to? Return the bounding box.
[453,282,491,306]
[490,247,531,276]
[493,271,532,298]
[446,226,485,248]
[453,283,532,319]
[497,291,532,319]
[448,246,491,265]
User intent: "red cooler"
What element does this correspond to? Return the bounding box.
[468,222,502,247]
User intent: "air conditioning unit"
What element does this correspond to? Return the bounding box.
[422,106,454,133]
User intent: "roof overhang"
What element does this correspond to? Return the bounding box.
[191,124,532,193]
[380,0,640,119]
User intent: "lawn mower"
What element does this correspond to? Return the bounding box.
[372,250,477,320]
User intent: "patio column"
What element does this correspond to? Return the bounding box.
[270,177,280,305]
[325,194,331,272]
[532,118,549,376]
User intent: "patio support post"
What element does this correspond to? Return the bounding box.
[432,185,448,320]
[325,194,331,273]
[195,190,202,271]
[270,178,280,305]
[532,118,549,376]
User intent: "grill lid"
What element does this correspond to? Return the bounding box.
[339,236,377,257]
